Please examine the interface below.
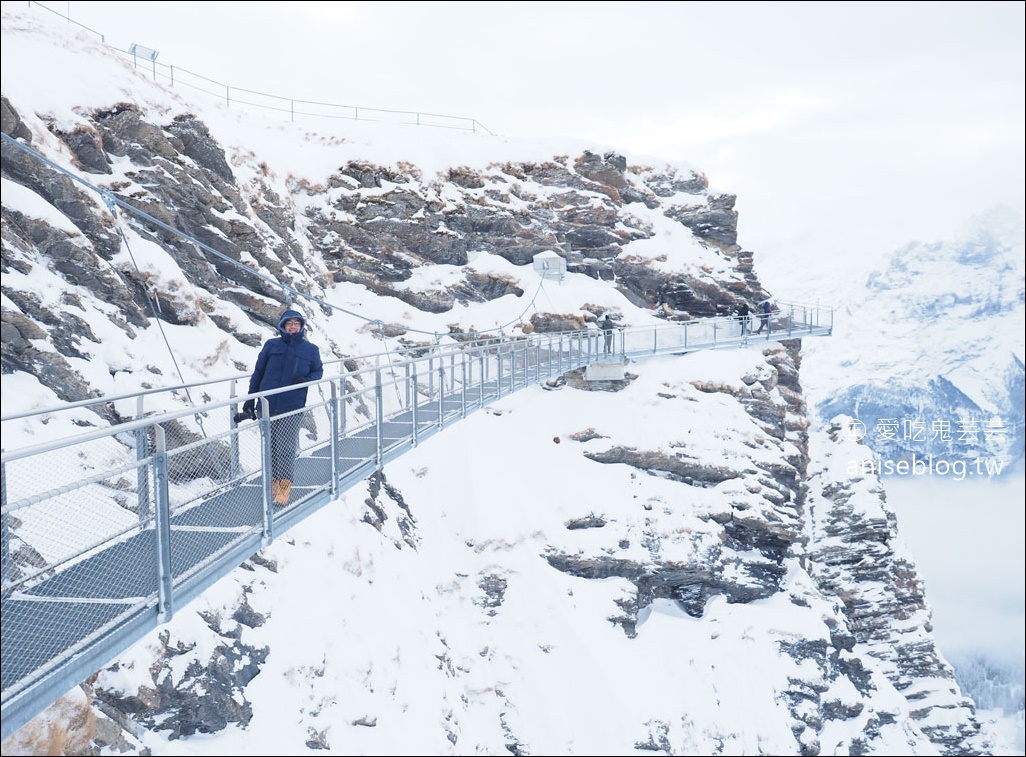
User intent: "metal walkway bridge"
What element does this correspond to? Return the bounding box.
[1,308,831,739]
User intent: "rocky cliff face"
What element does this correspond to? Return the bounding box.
[0,7,1002,755]
[2,93,768,402]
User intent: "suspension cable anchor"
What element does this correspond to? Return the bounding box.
[99,189,119,215]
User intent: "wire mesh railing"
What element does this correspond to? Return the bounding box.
[0,309,831,740]
[0,328,595,739]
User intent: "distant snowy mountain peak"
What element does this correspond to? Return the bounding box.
[803,206,1025,473]
[954,204,1026,263]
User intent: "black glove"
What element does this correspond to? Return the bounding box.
[242,399,256,413]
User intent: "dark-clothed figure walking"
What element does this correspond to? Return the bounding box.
[737,302,751,335]
[243,309,324,505]
[754,300,773,334]
[598,313,616,354]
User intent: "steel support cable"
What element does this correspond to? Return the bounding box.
[538,275,558,312]
[98,192,213,441]
[375,321,405,406]
[485,275,548,335]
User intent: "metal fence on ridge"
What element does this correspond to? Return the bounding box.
[22,0,494,133]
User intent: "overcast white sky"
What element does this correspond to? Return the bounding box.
[19,0,1026,292]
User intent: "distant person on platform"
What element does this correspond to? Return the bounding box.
[598,313,616,354]
[242,308,323,506]
[754,299,774,335]
[737,302,751,335]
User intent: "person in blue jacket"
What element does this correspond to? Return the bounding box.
[243,309,324,505]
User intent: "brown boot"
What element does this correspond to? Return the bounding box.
[271,479,282,503]
[274,479,292,506]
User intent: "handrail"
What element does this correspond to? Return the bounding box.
[0,306,830,741]
[0,330,560,426]
[1,309,831,440]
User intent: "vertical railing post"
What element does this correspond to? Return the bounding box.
[258,398,274,541]
[339,372,348,440]
[436,365,445,429]
[497,344,504,399]
[478,350,487,406]
[375,368,384,467]
[328,382,339,494]
[229,379,242,481]
[135,395,151,527]
[428,356,436,403]
[511,339,517,386]
[1,460,8,587]
[518,340,524,388]
[460,353,468,418]
[509,341,517,391]
[151,424,174,623]
[405,360,412,410]
[411,367,420,446]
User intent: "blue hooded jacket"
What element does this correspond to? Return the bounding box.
[248,309,324,416]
